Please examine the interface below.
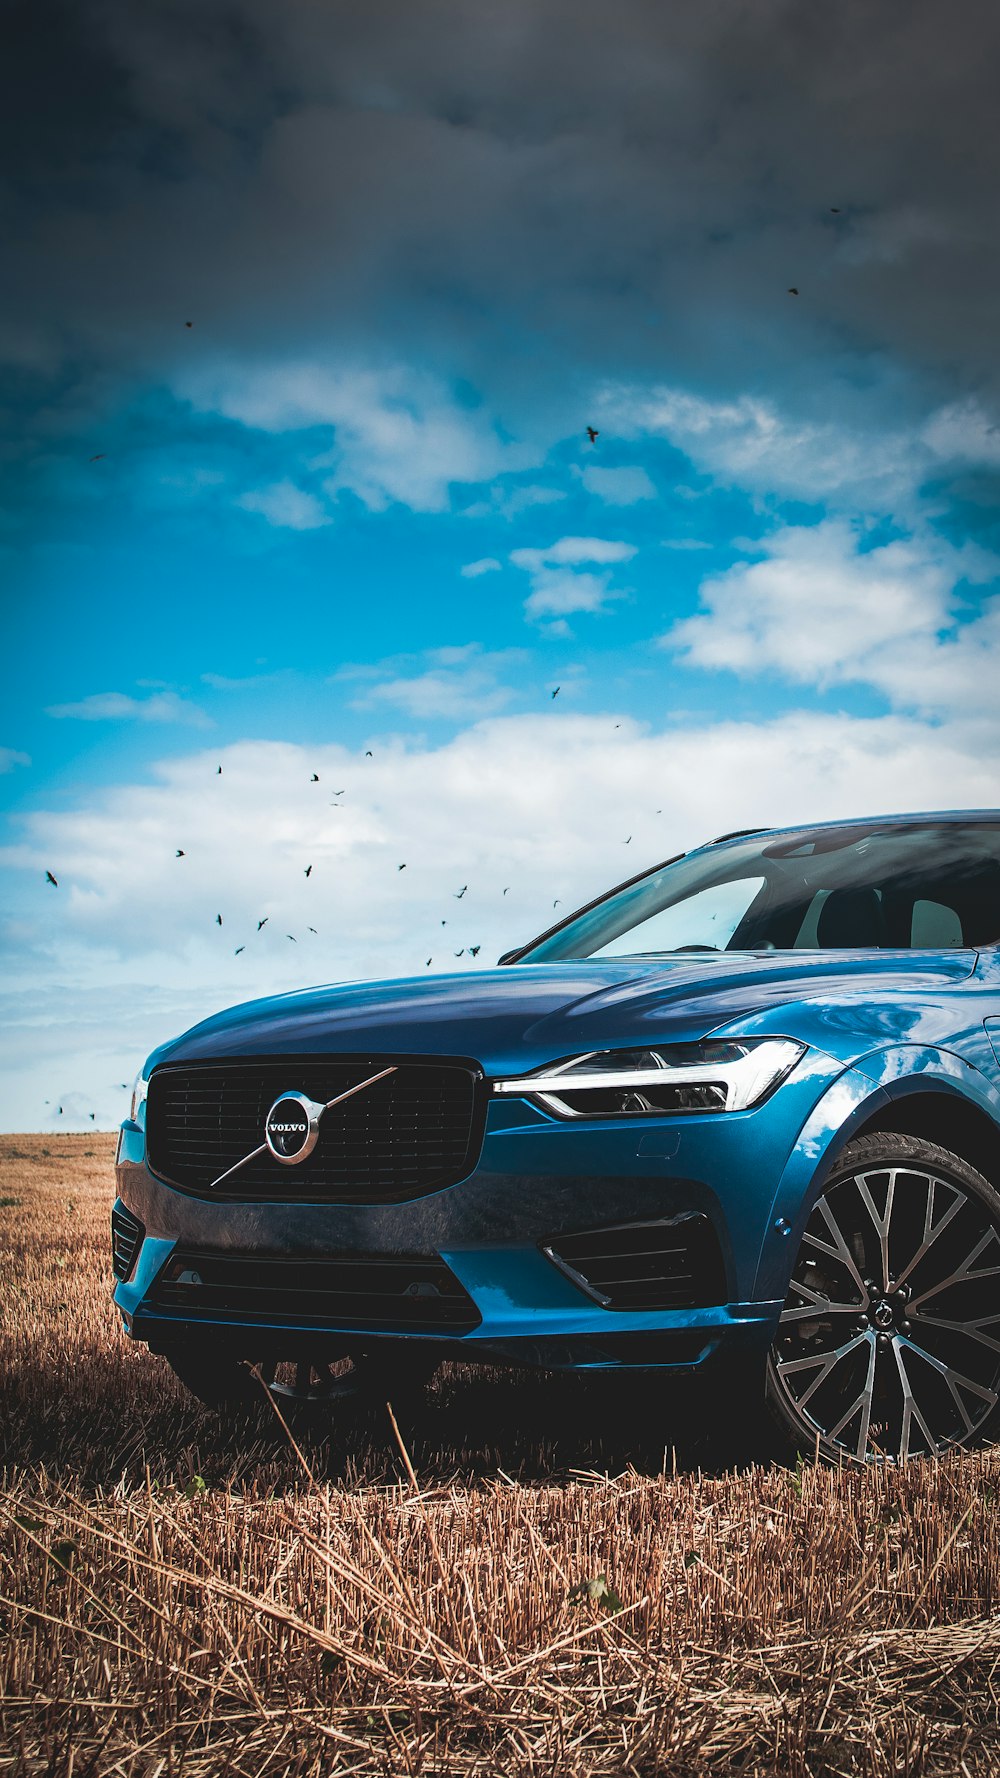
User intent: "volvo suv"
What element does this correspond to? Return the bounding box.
[113,810,1000,1465]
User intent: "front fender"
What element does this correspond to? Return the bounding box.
[751,1042,1000,1306]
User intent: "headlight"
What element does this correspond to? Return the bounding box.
[129,1070,150,1123]
[494,1038,805,1118]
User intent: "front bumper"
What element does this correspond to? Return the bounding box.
[113,1048,864,1373]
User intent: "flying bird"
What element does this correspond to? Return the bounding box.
[287,934,297,942]
[454,885,468,899]
[365,750,373,758]
[45,870,58,886]
[175,849,185,858]
[217,765,222,775]
[503,887,509,895]
[332,789,345,797]
[257,917,268,931]
[469,945,481,957]
[398,863,406,871]
[89,1112,95,1121]
[185,321,193,328]
[551,686,560,699]
[553,899,562,907]
[216,914,223,926]
[89,454,106,462]
[454,949,465,957]
[830,207,841,214]
[308,926,317,934]
[304,865,313,877]
[426,957,432,967]
[586,426,599,444]
[311,773,320,782]
[235,946,245,955]
[788,287,799,296]
[623,836,632,844]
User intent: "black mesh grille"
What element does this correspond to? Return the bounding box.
[149,1249,481,1332]
[111,1204,144,1281]
[544,1214,726,1311]
[146,1059,483,1203]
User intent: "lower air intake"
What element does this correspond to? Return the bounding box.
[543,1213,726,1311]
[111,1204,144,1282]
[149,1249,481,1333]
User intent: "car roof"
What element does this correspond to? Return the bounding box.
[703,809,1000,852]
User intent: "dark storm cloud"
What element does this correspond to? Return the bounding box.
[4,0,1000,445]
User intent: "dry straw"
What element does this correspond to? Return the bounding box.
[2,1135,1000,1775]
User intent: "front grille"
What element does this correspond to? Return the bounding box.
[149,1249,481,1333]
[544,1213,726,1311]
[146,1059,483,1203]
[111,1204,144,1281]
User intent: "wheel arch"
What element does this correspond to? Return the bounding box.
[752,1056,1000,1306]
[849,1084,1000,1194]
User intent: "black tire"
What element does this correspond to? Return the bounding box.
[162,1347,437,1417]
[766,1133,1000,1465]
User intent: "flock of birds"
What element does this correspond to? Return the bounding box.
[40,761,529,971]
[43,722,654,955]
[42,684,666,953]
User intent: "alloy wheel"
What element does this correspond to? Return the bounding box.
[770,1148,1000,1462]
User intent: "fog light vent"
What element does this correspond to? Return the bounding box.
[111,1204,144,1282]
[543,1213,726,1311]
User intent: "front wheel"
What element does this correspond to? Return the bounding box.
[766,1133,1000,1465]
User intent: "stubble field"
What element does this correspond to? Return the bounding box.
[2,1135,1000,1776]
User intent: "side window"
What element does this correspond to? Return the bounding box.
[911,898,964,947]
[592,876,767,956]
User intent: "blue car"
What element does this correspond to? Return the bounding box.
[113,809,1000,1466]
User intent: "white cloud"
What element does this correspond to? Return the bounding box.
[460,557,502,578]
[201,671,284,691]
[511,538,636,570]
[336,644,526,720]
[237,480,331,529]
[922,397,1000,468]
[185,361,530,513]
[3,706,999,1128]
[576,464,656,504]
[46,691,211,727]
[510,536,637,624]
[600,384,924,510]
[666,519,1000,715]
[0,749,30,774]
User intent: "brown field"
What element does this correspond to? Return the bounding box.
[2,1137,1000,1776]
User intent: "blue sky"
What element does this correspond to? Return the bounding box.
[2,0,1000,1128]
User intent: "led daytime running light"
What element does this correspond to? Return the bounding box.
[494,1038,804,1117]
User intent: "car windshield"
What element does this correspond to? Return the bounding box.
[519,820,1000,960]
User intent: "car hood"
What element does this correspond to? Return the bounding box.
[153,949,976,1078]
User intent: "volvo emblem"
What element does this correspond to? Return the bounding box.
[264,1092,324,1164]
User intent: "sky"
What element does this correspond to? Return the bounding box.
[2,0,1000,1129]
